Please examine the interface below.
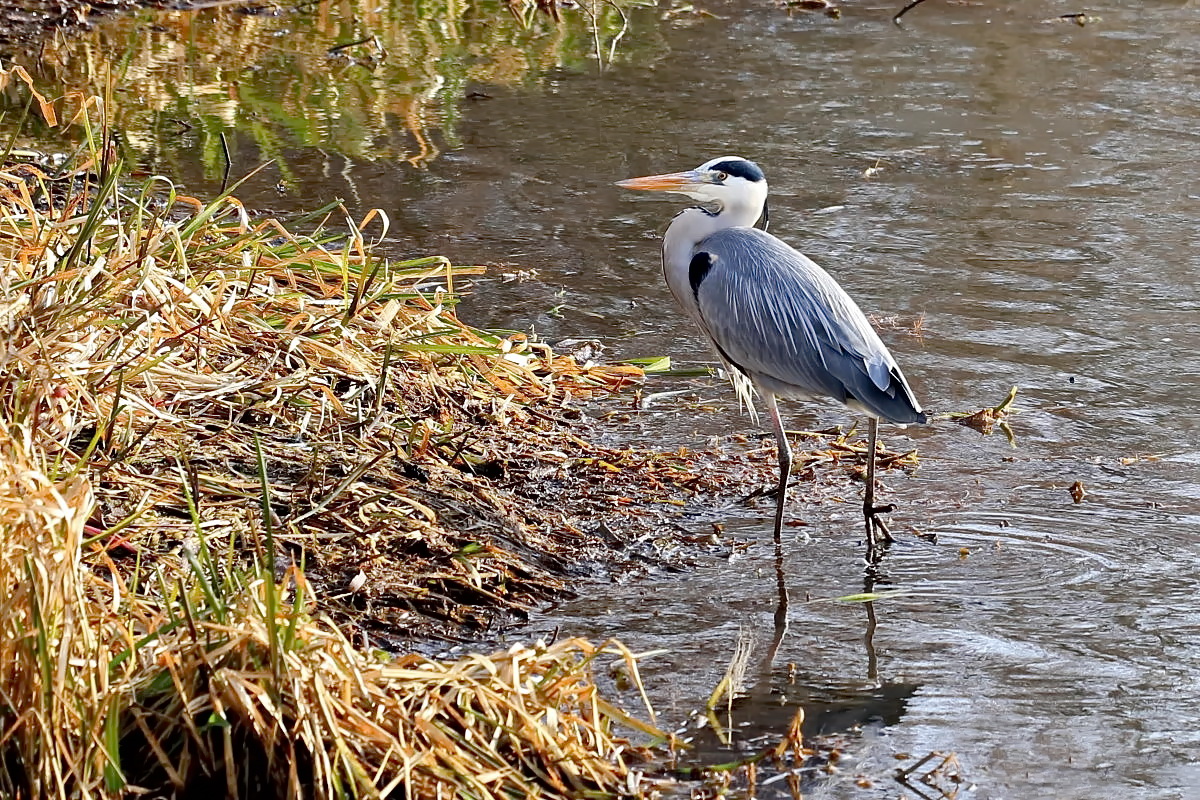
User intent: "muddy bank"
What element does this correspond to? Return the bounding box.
[0,0,145,44]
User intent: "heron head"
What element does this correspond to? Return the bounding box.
[616,156,768,221]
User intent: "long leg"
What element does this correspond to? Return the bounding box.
[863,416,878,517]
[766,395,793,544]
[863,417,895,550]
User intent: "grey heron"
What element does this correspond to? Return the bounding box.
[616,156,926,550]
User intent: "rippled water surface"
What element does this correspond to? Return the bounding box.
[23,1,1200,796]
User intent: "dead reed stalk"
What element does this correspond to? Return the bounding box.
[0,65,661,798]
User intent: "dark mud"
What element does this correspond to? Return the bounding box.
[0,0,146,44]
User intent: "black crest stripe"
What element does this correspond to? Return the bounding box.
[710,159,765,182]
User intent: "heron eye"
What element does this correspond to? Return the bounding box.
[715,171,728,182]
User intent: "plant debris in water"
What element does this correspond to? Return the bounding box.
[943,385,1018,437]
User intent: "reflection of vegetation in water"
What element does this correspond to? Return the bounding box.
[27,0,651,177]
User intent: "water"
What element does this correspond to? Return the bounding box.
[18,1,1200,796]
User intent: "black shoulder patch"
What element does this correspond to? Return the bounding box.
[711,159,765,182]
[689,251,715,298]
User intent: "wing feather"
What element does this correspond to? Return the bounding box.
[692,227,923,423]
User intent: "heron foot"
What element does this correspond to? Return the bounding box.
[863,502,896,550]
[867,513,895,543]
[865,502,895,517]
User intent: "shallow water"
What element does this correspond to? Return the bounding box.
[20,1,1200,796]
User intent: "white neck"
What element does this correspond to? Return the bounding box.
[661,199,763,318]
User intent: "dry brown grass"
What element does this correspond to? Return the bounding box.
[0,64,667,798]
[0,425,661,796]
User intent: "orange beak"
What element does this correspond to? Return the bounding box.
[615,169,709,193]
